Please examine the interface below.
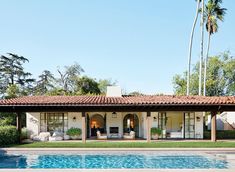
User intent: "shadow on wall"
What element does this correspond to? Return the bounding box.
[207,118,224,130]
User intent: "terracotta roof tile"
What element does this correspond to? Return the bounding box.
[0,95,235,106]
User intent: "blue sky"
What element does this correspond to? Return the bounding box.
[0,0,234,94]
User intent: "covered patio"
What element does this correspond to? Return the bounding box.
[1,95,235,143]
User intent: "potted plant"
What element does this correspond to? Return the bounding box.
[66,127,82,140]
[151,127,162,140]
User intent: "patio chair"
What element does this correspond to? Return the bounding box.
[123,131,135,139]
[97,131,107,140]
[31,132,51,142]
[49,131,63,141]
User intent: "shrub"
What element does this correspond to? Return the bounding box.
[151,127,162,135]
[204,130,235,139]
[66,128,82,136]
[0,117,14,126]
[21,127,28,140]
[0,125,19,146]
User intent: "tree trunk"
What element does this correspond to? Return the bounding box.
[199,0,205,96]
[203,28,211,96]
[187,0,201,96]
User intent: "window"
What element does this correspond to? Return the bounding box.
[40,113,68,134]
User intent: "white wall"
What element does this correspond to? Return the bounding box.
[68,112,82,130]
[26,112,40,137]
[106,112,123,138]
[195,112,204,139]
[142,112,147,139]
[223,112,235,129]
[166,112,183,131]
[151,112,158,128]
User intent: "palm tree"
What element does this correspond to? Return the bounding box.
[203,0,227,96]
[199,0,205,96]
[187,0,201,96]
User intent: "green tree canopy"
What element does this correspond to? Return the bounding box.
[35,70,55,95]
[76,76,101,95]
[0,53,35,98]
[98,79,116,95]
[173,52,235,96]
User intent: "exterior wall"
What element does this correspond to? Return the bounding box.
[88,112,144,138]
[208,112,235,130]
[151,112,158,128]
[208,114,226,130]
[26,112,40,137]
[225,112,235,128]
[68,112,82,130]
[26,112,83,138]
[195,112,204,139]
[26,111,205,139]
[106,112,123,138]
[149,111,204,139]
[166,112,183,131]
[142,112,147,139]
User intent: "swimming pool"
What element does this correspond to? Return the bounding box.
[0,151,234,169]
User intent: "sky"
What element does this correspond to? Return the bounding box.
[0,0,234,94]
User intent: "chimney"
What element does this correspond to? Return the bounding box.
[106,86,122,97]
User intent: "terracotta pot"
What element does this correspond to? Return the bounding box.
[151,134,159,140]
[70,135,80,140]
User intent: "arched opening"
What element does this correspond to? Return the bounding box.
[123,114,139,137]
[90,114,105,137]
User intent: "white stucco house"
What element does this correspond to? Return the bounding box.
[1,86,235,142]
[26,87,203,140]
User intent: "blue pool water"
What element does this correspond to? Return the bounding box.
[0,153,229,169]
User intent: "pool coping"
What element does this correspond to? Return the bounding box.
[2,148,235,151]
[0,169,235,172]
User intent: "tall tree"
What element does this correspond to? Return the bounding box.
[0,53,35,98]
[57,62,84,93]
[35,70,55,95]
[199,0,205,96]
[187,0,201,95]
[203,0,227,95]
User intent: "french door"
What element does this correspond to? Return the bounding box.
[184,112,195,138]
[158,112,167,138]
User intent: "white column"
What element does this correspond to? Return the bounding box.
[146,111,151,143]
[82,112,86,143]
[211,111,217,142]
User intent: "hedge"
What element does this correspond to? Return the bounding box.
[0,125,19,146]
[204,130,235,139]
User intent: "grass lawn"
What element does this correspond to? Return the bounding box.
[6,141,235,148]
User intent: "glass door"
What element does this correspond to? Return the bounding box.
[158,112,167,138]
[184,112,195,138]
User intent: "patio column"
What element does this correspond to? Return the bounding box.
[16,112,22,143]
[211,111,217,142]
[146,111,151,143]
[82,112,86,143]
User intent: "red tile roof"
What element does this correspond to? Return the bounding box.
[0,95,235,106]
